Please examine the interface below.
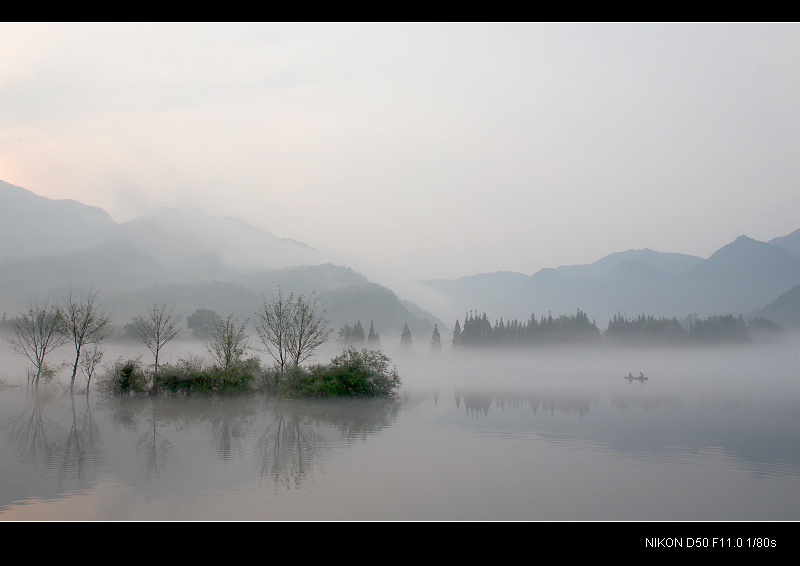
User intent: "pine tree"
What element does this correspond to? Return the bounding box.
[430,323,441,353]
[352,320,366,343]
[452,319,461,348]
[400,323,412,350]
[367,319,381,349]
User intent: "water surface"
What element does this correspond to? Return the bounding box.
[1,338,799,520]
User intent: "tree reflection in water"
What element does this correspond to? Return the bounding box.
[256,398,400,491]
[94,395,400,492]
[2,386,401,509]
[6,390,102,490]
[257,408,325,491]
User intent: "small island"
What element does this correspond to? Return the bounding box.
[6,288,401,398]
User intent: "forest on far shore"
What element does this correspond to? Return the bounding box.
[448,310,784,349]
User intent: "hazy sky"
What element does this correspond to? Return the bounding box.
[2,23,799,281]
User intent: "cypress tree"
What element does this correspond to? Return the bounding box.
[430,324,441,352]
[452,319,462,348]
[368,320,381,349]
[400,323,412,350]
[352,320,366,343]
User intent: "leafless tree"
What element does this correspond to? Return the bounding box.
[254,289,295,372]
[288,292,331,367]
[207,315,249,372]
[254,289,331,372]
[7,300,68,386]
[62,287,113,394]
[79,344,104,394]
[133,303,182,383]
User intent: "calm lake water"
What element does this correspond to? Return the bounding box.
[1,337,799,520]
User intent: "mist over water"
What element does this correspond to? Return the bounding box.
[2,23,800,522]
[1,334,799,520]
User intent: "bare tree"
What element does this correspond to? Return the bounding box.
[254,289,294,372]
[254,289,331,372]
[207,315,249,372]
[288,292,331,367]
[7,300,68,385]
[134,303,182,383]
[79,344,104,394]
[62,287,113,393]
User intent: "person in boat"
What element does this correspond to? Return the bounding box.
[627,372,633,378]
[639,372,645,378]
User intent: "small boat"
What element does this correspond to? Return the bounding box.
[624,372,648,384]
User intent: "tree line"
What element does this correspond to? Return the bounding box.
[453,309,602,348]
[5,286,405,398]
[5,286,779,395]
[450,309,771,348]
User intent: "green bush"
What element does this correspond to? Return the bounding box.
[156,356,260,394]
[283,347,401,397]
[97,348,400,398]
[99,358,149,395]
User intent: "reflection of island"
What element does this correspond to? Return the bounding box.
[97,395,400,491]
[610,395,682,414]
[454,388,596,418]
[256,398,400,491]
[7,391,102,486]
[1,390,104,510]
[446,384,800,477]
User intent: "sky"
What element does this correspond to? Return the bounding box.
[1,22,799,282]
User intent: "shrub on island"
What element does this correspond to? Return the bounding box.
[98,348,401,398]
[155,357,261,394]
[280,347,401,397]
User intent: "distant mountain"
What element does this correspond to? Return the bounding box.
[419,271,529,323]
[0,179,116,260]
[241,264,445,338]
[555,248,703,278]
[0,181,331,280]
[770,228,800,259]
[751,282,800,328]
[0,181,442,341]
[683,236,800,316]
[105,277,444,343]
[118,207,329,279]
[107,280,261,324]
[241,263,369,297]
[319,283,442,340]
[690,236,800,281]
[418,234,800,327]
[0,241,168,315]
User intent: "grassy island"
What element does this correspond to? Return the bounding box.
[98,347,401,398]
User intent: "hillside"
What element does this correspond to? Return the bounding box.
[0,181,442,342]
[0,179,116,260]
[750,282,800,328]
[418,234,800,327]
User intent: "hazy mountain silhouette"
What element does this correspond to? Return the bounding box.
[683,235,800,316]
[241,264,369,297]
[751,282,800,328]
[0,241,168,314]
[419,271,530,322]
[0,179,116,260]
[117,207,329,279]
[769,228,800,259]
[0,181,442,336]
[105,277,443,340]
[1,181,329,279]
[419,235,800,328]
[555,248,703,278]
[4,179,799,334]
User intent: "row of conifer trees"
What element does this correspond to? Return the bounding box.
[451,310,757,348]
[337,320,443,351]
[332,309,766,352]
